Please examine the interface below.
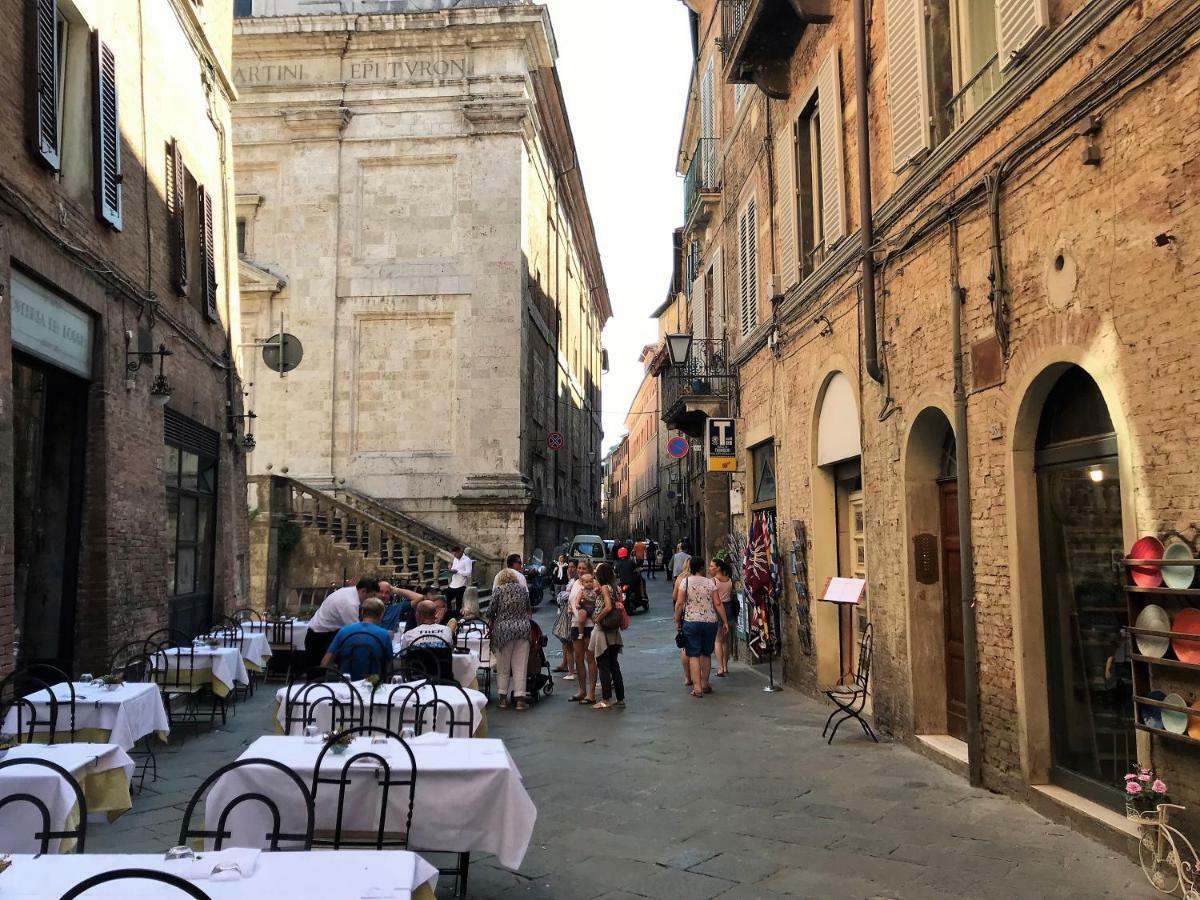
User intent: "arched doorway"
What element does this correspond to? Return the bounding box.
[1034,365,1132,805]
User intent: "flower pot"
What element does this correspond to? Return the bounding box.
[330,743,350,756]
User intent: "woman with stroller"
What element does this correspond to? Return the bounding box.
[489,568,533,710]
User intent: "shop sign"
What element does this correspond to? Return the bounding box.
[707,418,737,472]
[10,271,93,378]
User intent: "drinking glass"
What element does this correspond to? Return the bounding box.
[164,846,194,861]
[400,726,415,742]
[304,724,321,744]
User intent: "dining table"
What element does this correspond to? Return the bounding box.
[393,641,481,688]
[0,742,135,852]
[1,680,169,751]
[209,733,536,870]
[0,848,439,898]
[239,618,310,652]
[151,646,249,698]
[273,679,488,738]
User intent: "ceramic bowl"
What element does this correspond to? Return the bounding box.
[1135,604,1171,658]
[1163,693,1190,734]
[1188,699,1200,739]
[1130,536,1166,587]
[1144,690,1167,730]
[1173,608,1200,664]
[1163,543,1197,590]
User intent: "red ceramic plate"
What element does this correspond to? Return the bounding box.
[1172,608,1200,664]
[1130,536,1166,587]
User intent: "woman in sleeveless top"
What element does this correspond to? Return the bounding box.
[711,558,737,677]
[673,556,730,697]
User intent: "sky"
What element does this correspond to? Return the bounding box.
[540,0,695,453]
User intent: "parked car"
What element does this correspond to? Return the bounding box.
[569,534,607,565]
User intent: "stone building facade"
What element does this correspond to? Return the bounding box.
[674,0,1200,838]
[232,0,608,564]
[0,0,249,676]
[622,345,672,545]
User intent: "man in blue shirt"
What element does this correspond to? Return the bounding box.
[322,596,392,679]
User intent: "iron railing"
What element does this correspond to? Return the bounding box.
[946,54,1002,131]
[722,0,751,51]
[660,338,737,420]
[684,138,721,223]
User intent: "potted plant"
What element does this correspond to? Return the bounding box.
[329,731,354,756]
[1126,766,1169,819]
[101,672,125,690]
[204,637,220,650]
[0,734,16,752]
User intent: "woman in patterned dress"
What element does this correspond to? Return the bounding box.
[488,568,533,710]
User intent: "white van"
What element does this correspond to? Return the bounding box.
[569,534,607,563]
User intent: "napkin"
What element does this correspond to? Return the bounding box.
[409,731,448,747]
[162,848,261,880]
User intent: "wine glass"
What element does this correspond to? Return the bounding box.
[304,723,321,744]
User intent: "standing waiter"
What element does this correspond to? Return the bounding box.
[304,576,379,667]
[446,547,473,618]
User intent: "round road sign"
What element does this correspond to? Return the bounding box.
[667,436,689,459]
[547,431,565,451]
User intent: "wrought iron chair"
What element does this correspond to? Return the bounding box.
[178,757,314,851]
[0,671,59,744]
[397,635,454,684]
[59,870,212,899]
[208,620,252,700]
[147,632,226,732]
[417,680,476,738]
[456,620,492,695]
[22,664,76,743]
[332,630,393,681]
[0,757,87,853]
[231,606,264,624]
[264,618,297,684]
[822,622,878,744]
[106,643,161,788]
[281,670,363,736]
[310,725,417,851]
[368,681,423,733]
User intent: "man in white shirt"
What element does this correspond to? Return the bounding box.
[492,552,527,590]
[305,576,379,666]
[446,547,473,617]
[398,600,455,650]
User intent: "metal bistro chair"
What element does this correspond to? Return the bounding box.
[0,671,60,745]
[822,623,879,744]
[310,725,417,851]
[209,620,252,701]
[178,758,314,851]
[0,757,87,854]
[332,630,393,682]
[231,606,264,624]
[369,681,423,734]
[147,632,226,732]
[397,635,454,684]
[282,669,364,736]
[418,680,476,739]
[456,620,491,696]
[60,870,212,899]
[107,643,161,788]
[264,618,298,684]
[22,664,76,742]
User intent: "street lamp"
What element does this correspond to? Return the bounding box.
[666,332,693,367]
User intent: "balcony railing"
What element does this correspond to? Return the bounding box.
[947,55,1002,131]
[719,0,832,98]
[724,0,750,46]
[684,138,721,225]
[660,339,736,433]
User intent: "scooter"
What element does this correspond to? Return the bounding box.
[621,575,649,614]
[524,549,548,608]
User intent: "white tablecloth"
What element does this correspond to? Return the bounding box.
[153,647,249,693]
[275,680,486,737]
[241,619,310,652]
[0,742,135,853]
[234,632,271,669]
[393,643,481,687]
[0,849,439,898]
[1,682,169,751]
[214,735,535,869]
[456,631,491,663]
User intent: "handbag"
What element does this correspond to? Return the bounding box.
[618,600,631,631]
[674,628,687,649]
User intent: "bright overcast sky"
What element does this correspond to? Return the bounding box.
[541,0,694,453]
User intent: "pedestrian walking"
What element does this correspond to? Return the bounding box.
[670,543,692,580]
[552,560,578,678]
[674,557,730,698]
[711,557,738,677]
[553,553,570,588]
[489,568,533,710]
[647,540,660,579]
[590,562,625,710]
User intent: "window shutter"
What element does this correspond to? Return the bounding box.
[711,248,724,339]
[885,0,931,171]
[167,140,187,294]
[691,270,706,340]
[198,185,219,323]
[997,0,1049,70]
[92,32,122,230]
[700,57,716,184]
[739,197,758,337]
[775,121,797,290]
[28,0,60,171]
[817,49,847,246]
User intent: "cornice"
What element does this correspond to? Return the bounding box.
[167,0,238,103]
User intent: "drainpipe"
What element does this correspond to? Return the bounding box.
[854,0,883,384]
[949,220,982,787]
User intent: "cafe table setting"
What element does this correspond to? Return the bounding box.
[151,645,249,698]
[1,680,170,752]
[392,641,481,689]
[0,742,135,851]
[207,733,536,870]
[273,679,488,738]
[238,618,310,652]
[0,848,439,898]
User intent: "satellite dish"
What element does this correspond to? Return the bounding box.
[262,333,303,373]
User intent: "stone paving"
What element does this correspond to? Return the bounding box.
[92,577,1154,898]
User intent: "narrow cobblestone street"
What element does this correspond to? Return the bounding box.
[90,577,1152,898]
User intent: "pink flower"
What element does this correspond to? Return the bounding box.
[1139,774,1152,782]
[1126,773,1139,781]
[1127,781,1143,795]
[1152,780,1168,794]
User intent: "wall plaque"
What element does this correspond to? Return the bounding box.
[913,533,939,584]
[10,271,94,378]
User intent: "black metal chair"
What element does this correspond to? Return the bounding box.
[331,630,393,681]
[148,634,226,732]
[310,725,417,851]
[109,642,157,682]
[23,664,76,742]
[0,757,87,853]
[59,870,212,899]
[264,618,298,684]
[208,620,252,701]
[281,670,363,735]
[822,623,878,744]
[231,606,264,624]
[178,757,314,851]
[397,635,454,684]
[417,680,476,738]
[0,671,59,744]
[368,681,423,733]
[456,620,492,695]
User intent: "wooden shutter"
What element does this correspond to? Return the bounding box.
[167,141,187,294]
[817,49,847,246]
[711,248,724,339]
[198,185,219,322]
[739,197,758,337]
[92,31,122,230]
[691,270,706,340]
[775,121,797,290]
[997,0,1049,70]
[885,0,931,171]
[28,0,60,171]
[700,57,716,184]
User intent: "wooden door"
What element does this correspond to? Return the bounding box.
[939,481,967,741]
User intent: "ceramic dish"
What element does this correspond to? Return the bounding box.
[1144,690,1167,730]
[1173,608,1200,664]
[1130,535,1166,587]
[1163,692,1189,734]
[1188,699,1200,739]
[1163,542,1197,590]
[1135,604,1172,658]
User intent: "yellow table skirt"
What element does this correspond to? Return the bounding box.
[55,766,135,852]
[23,727,169,746]
[270,699,488,738]
[154,669,232,698]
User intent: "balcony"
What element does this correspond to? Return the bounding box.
[721,0,834,99]
[659,338,737,437]
[684,138,721,232]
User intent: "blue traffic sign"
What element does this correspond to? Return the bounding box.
[667,436,689,459]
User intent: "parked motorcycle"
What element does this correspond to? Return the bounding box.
[525,548,548,608]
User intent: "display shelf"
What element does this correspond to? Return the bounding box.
[1125,559,1200,567]
[1131,654,1200,672]
[1135,723,1200,748]
[1135,694,1200,717]
[1125,586,1200,597]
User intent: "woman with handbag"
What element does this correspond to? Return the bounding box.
[590,562,625,710]
[674,556,730,697]
[551,560,578,677]
[711,557,738,677]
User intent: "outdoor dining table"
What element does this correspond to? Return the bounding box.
[239,618,310,652]
[0,681,169,751]
[273,679,488,738]
[0,848,439,898]
[0,742,135,852]
[151,646,249,698]
[211,734,536,870]
[200,631,272,673]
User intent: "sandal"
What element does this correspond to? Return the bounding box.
[498,698,509,709]
[614,699,625,708]
[552,666,568,673]
[716,671,728,677]
[563,674,577,681]
[691,691,703,698]
[592,701,613,710]
[568,694,586,703]
[703,686,713,694]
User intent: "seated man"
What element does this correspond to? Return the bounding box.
[321,596,392,679]
[398,599,455,651]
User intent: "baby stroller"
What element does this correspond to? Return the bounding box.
[527,620,554,704]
